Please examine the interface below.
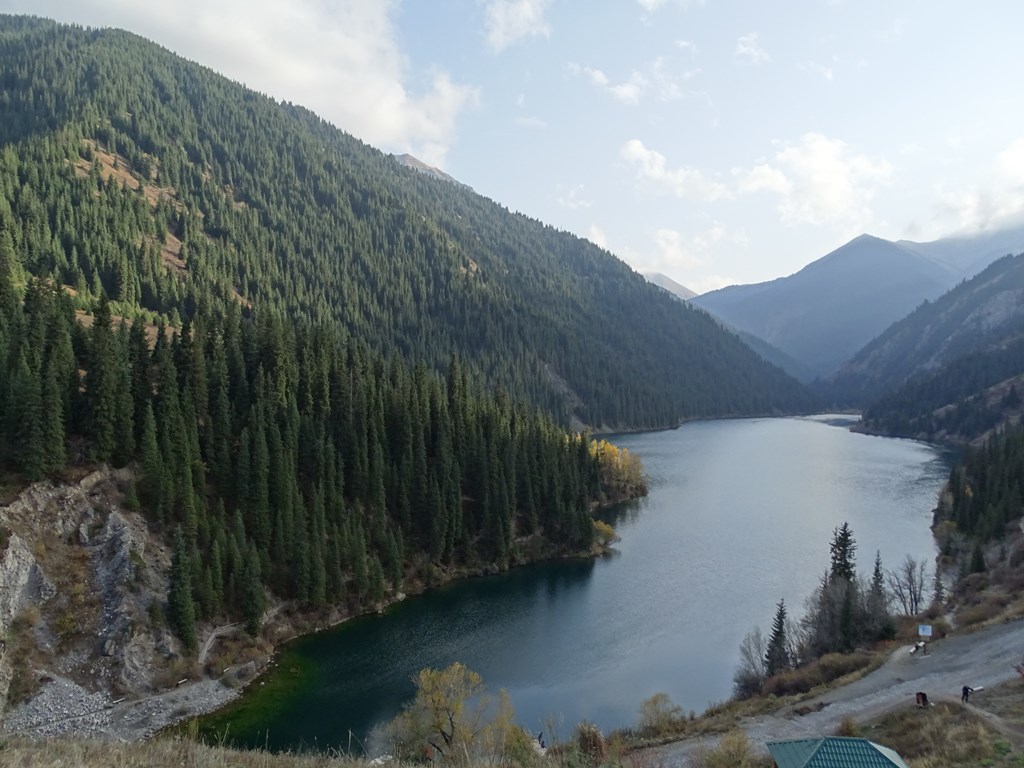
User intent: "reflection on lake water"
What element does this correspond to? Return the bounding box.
[202,416,951,754]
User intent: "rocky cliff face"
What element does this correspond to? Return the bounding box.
[0,531,56,710]
[0,469,178,714]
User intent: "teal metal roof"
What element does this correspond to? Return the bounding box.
[767,736,910,768]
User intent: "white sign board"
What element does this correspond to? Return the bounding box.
[918,624,933,637]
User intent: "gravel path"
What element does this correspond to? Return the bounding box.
[648,619,1024,767]
[198,622,239,667]
[1,676,238,741]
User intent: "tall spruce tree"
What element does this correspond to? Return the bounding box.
[763,599,792,678]
[85,294,118,462]
[168,528,197,651]
[829,522,857,583]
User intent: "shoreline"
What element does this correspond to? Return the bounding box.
[1,490,642,745]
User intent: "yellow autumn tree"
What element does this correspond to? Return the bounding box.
[383,662,531,764]
[589,439,647,500]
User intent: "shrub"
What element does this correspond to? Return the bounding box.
[384,663,520,764]
[762,652,872,697]
[575,721,607,765]
[637,692,685,737]
[835,716,859,737]
[957,595,1010,627]
[592,520,620,548]
[690,731,761,768]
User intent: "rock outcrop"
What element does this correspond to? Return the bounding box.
[0,531,57,712]
[0,468,179,715]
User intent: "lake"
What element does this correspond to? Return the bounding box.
[200,415,952,754]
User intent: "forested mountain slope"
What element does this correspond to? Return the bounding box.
[830,254,1024,442]
[0,16,814,429]
[825,252,1024,400]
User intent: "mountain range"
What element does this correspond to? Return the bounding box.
[691,226,1024,380]
[835,253,1024,442]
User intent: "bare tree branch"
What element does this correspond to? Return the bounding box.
[887,555,928,615]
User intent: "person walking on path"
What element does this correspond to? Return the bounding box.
[962,685,972,703]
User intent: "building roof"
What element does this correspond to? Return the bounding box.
[767,736,910,768]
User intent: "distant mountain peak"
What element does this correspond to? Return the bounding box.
[393,154,463,186]
[643,272,697,301]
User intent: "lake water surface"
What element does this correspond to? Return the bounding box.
[202,415,952,753]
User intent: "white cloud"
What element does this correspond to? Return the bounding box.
[998,137,1024,185]
[675,40,697,56]
[583,221,742,294]
[688,274,737,295]
[637,0,706,12]
[802,60,834,81]
[735,134,891,229]
[621,139,730,201]
[735,32,771,65]
[485,0,551,53]
[18,0,476,168]
[569,63,644,104]
[921,136,1024,236]
[572,57,700,105]
[640,224,747,291]
[515,115,548,129]
[557,184,592,210]
[733,164,790,195]
[654,228,702,269]
[873,17,908,42]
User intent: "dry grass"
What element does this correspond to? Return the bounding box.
[71,140,177,208]
[957,591,1014,629]
[0,737,367,768]
[4,608,48,706]
[612,649,887,750]
[687,731,771,768]
[867,698,1024,768]
[761,651,876,698]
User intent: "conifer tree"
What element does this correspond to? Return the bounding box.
[829,522,857,583]
[763,599,791,678]
[39,359,66,474]
[138,403,164,515]
[168,528,197,651]
[242,543,266,636]
[85,294,118,462]
[11,351,45,480]
[0,228,20,319]
[865,550,893,640]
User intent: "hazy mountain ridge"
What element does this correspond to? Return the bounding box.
[825,253,1024,408]
[806,253,1024,443]
[643,272,697,301]
[642,272,816,380]
[692,234,955,376]
[691,228,1024,380]
[898,221,1024,280]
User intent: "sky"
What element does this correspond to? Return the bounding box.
[5,1,1024,294]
